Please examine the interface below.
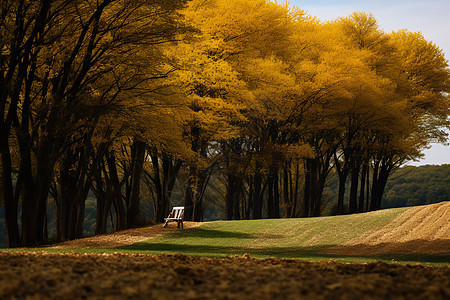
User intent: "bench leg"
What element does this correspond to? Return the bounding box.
[175,220,183,228]
[163,220,169,228]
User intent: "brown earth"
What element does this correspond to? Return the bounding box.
[47,222,201,249]
[328,201,450,255]
[0,251,449,299]
[2,203,450,299]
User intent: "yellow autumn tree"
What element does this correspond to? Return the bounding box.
[180,0,313,219]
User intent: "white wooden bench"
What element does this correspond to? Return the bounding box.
[162,206,184,228]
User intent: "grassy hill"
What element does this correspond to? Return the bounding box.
[122,206,409,257]
[107,202,447,266]
[5,202,449,266]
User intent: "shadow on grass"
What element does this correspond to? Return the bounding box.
[113,227,450,266]
[165,228,255,239]
[117,242,450,266]
[158,227,285,241]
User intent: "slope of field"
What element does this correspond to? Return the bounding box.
[48,222,201,249]
[328,201,449,255]
[47,202,449,262]
[2,202,448,299]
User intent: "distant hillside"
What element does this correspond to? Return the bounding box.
[382,164,450,208]
[322,164,450,212]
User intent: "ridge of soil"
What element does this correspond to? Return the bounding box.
[1,251,449,299]
[47,222,201,249]
[327,201,450,255]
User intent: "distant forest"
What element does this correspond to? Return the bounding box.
[1,164,448,248]
[322,164,450,213]
[381,165,450,208]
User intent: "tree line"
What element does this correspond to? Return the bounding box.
[1,0,449,248]
[1,164,448,248]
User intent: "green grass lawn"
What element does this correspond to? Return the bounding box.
[5,206,449,266]
[115,206,448,266]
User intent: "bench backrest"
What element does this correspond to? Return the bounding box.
[171,206,184,219]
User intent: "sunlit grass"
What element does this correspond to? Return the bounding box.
[114,206,450,266]
[123,206,410,251]
[4,206,449,266]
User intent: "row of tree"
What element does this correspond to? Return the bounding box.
[1,0,449,247]
[2,164,448,248]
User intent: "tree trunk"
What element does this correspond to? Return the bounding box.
[107,152,127,231]
[283,165,292,217]
[310,158,320,217]
[334,153,349,215]
[151,153,164,222]
[273,171,280,218]
[226,173,242,220]
[54,147,91,241]
[95,189,110,235]
[252,170,263,219]
[184,178,194,221]
[244,179,253,220]
[304,158,322,217]
[92,158,112,235]
[370,161,391,211]
[15,121,37,246]
[267,173,274,218]
[127,140,146,228]
[161,155,182,220]
[21,144,54,246]
[365,165,370,212]
[233,178,242,220]
[349,164,359,214]
[290,164,300,218]
[184,165,208,222]
[358,163,368,213]
[0,132,21,247]
[370,161,380,211]
[303,160,311,217]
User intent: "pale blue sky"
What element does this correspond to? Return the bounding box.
[288,0,450,166]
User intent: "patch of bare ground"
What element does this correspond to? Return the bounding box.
[327,201,450,255]
[47,222,201,249]
[0,251,449,299]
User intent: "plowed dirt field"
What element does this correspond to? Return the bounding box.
[0,251,449,299]
[1,202,449,299]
